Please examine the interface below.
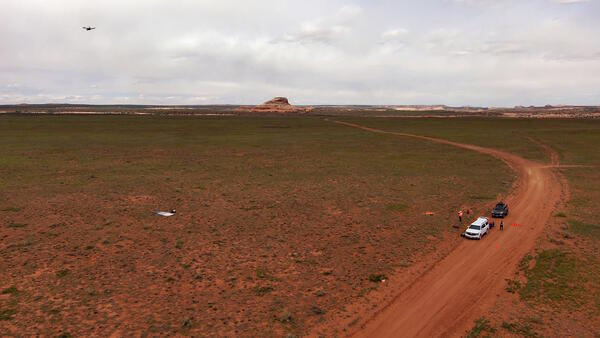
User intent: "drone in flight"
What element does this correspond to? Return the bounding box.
[82,26,96,31]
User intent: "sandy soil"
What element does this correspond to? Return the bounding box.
[330,121,566,338]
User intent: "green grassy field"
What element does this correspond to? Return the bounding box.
[0,115,512,336]
[341,117,600,164]
[1,115,598,336]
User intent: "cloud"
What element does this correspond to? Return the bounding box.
[381,28,409,43]
[279,23,350,44]
[0,0,598,106]
[273,4,363,45]
[552,0,590,3]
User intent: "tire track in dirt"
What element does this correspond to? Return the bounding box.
[332,120,566,338]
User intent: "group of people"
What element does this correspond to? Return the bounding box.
[491,219,504,230]
[457,209,471,222]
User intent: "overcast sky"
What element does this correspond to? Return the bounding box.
[1,0,599,106]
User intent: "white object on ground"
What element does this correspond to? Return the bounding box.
[155,209,176,217]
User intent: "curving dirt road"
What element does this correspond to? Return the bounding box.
[333,121,565,338]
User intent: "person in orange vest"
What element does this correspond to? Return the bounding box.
[458,210,463,223]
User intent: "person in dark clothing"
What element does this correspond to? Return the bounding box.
[500,220,504,231]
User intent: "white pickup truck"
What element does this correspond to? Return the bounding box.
[462,217,490,240]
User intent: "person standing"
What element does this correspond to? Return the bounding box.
[458,210,463,223]
[500,220,504,231]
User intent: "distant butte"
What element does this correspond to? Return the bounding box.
[238,97,313,114]
[263,97,291,105]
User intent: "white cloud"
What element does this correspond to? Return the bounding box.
[0,0,599,106]
[552,0,590,3]
[381,28,409,42]
[274,5,363,45]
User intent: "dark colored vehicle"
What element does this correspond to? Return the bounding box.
[492,202,509,218]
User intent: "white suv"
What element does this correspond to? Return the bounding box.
[463,217,489,240]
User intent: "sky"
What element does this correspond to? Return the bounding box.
[1,0,599,106]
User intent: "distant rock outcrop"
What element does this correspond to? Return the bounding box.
[237,97,312,114]
[263,97,291,106]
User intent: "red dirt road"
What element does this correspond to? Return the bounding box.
[333,121,565,338]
